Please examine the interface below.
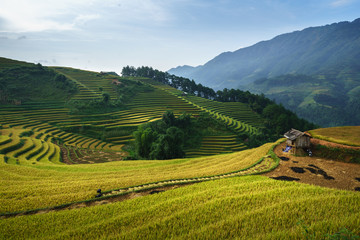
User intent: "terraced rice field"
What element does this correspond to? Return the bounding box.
[0,57,32,70]
[0,65,268,161]
[0,139,279,213]
[53,67,116,100]
[185,95,264,129]
[1,174,359,239]
[1,60,359,239]
[185,135,247,158]
[0,127,61,165]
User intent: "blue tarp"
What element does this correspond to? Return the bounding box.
[283,146,292,152]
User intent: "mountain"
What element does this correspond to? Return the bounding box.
[168,18,360,127]
[168,18,360,89]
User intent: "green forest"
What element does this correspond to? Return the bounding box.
[122,66,316,152]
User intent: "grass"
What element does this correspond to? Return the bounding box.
[0,175,359,239]
[309,126,360,146]
[0,141,275,213]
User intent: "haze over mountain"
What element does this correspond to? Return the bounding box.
[169,18,360,89]
[168,18,360,127]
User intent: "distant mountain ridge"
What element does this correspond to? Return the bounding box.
[168,18,360,127]
[168,18,360,90]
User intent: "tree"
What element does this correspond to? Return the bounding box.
[162,111,176,126]
[133,125,158,158]
[102,92,110,103]
[149,127,185,160]
[133,111,190,160]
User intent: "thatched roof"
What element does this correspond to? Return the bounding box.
[284,128,311,141]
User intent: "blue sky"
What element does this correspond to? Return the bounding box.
[0,0,359,73]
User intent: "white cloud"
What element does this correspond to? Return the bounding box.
[330,0,353,7]
[0,0,83,32]
[0,0,172,33]
[73,14,101,26]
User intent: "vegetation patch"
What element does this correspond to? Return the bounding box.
[0,64,77,104]
[131,111,241,160]
[313,144,360,164]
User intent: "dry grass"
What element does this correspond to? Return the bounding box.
[309,126,360,146]
[0,140,275,213]
[1,176,359,239]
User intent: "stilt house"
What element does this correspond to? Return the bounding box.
[283,128,311,154]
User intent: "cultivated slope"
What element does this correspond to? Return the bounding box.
[1,59,266,159]
[1,176,359,239]
[0,140,277,213]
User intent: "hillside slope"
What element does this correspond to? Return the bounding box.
[246,72,360,127]
[0,58,78,104]
[168,18,360,90]
[0,59,269,159]
[168,18,360,127]
[1,176,359,239]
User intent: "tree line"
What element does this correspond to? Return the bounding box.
[122,66,273,113]
[122,66,317,147]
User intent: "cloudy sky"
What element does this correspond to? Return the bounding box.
[0,0,359,73]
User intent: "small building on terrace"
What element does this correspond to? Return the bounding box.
[283,128,311,154]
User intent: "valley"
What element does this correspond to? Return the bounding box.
[0,58,359,239]
[169,18,360,127]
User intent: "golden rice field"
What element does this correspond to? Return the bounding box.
[309,126,360,146]
[1,60,359,239]
[0,139,275,213]
[1,176,359,239]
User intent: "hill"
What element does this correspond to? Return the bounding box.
[0,58,277,160]
[246,72,360,127]
[168,18,360,127]
[0,58,78,104]
[0,58,359,238]
[1,175,359,239]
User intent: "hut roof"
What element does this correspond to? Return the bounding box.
[284,128,311,141]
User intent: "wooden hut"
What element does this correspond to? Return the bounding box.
[283,128,311,155]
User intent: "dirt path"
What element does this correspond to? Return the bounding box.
[262,141,360,191]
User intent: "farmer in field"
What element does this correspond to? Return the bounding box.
[95,189,102,198]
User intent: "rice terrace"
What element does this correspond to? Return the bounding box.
[0,57,360,239]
